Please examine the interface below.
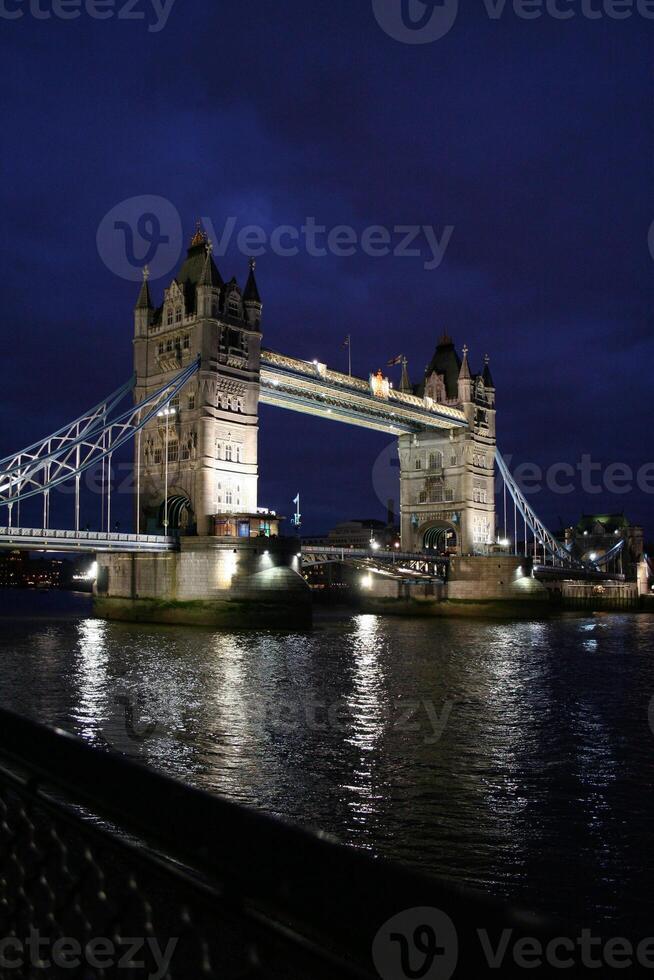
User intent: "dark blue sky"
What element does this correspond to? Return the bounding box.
[0,1,651,535]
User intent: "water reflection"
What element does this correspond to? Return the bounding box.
[0,590,653,927]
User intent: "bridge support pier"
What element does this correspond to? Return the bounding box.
[358,556,550,617]
[93,536,311,629]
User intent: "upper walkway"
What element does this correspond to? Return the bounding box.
[259,349,467,434]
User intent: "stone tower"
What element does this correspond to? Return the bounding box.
[398,336,496,554]
[133,226,263,536]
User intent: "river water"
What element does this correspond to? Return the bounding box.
[1,589,653,930]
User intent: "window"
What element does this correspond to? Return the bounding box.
[181,444,190,461]
[415,458,422,470]
[236,446,241,463]
[216,443,222,460]
[429,451,442,470]
[226,395,232,411]
[228,300,239,317]
[183,335,190,349]
[419,490,427,504]
[225,444,232,462]
[188,393,195,410]
[153,448,162,465]
[166,339,173,353]
[450,454,457,466]
[167,310,173,326]
[175,308,182,323]
[157,342,164,355]
[171,395,179,412]
[167,440,178,463]
[236,398,243,413]
[226,487,233,506]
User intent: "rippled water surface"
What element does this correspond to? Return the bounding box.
[1,589,653,928]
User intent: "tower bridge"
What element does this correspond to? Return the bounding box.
[0,224,639,624]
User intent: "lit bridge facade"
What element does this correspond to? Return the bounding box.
[0,228,626,612]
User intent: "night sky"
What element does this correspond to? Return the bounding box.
[0,1,651,536]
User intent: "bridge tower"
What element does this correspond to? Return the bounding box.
[398,336,496,554]
[133,227,263,536]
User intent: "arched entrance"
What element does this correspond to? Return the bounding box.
[159,494,194,533]
[422,522,457,554]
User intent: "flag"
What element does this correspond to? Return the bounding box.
[342,335,350,348]
[387,354,402,366]
[292,494,300,507]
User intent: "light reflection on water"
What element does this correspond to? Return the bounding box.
[1,590,654,927]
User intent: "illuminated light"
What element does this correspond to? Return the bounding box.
[499,538,510,547]
[394,542,400,549]
[583,530,589,536]
[263,550,269,556]
[370,540,380,551]
[296,552,302,558]
[361,574,373,589]
[589,552,598,561]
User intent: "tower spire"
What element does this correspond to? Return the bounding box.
[459,344,471,381]
[135,265,153,310]
[482,353,495,388]
[243,257,263,329]
[400,356,412,393]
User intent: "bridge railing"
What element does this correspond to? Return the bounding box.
[0,527,173,544]
[0,708,564,978]
[300,545,445,562]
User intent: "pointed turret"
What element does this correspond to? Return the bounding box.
[482,354,495,389]
[243,258,263,329]
[134,265,154,337]
[196,240,223,317]
[457,344,473,405]
[399,357,412,393]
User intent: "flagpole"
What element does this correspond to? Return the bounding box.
[348,334,351,377]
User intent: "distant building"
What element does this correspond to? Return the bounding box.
[302,518,400,551]
[0,551,67,589]
[565,514,644,577]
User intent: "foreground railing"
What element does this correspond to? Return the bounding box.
[0,709,567,978]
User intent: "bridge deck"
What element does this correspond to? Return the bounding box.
[0,527,177,553]
[260,349,467,434]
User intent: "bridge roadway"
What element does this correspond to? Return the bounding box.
[0,530,443,573]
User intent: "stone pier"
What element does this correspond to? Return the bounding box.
[94,536,311,628]
[359,556,551,618]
